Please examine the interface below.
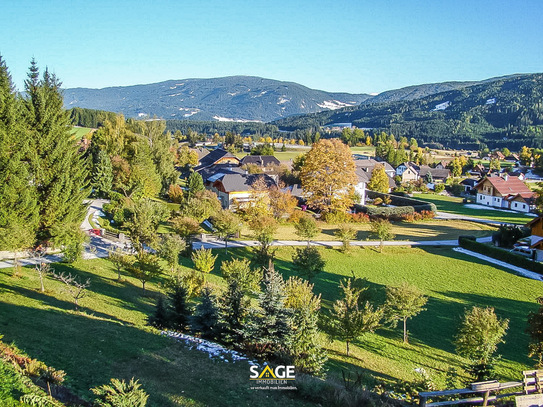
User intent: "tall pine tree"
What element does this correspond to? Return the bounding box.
[92,150,113,198]
[0,56,38,250]
[23,60,90,244]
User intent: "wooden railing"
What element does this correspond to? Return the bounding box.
[419,380,523,407]
[420,371,543,406]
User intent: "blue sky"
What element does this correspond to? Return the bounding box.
[1,0,542,94]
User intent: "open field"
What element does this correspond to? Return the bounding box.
[71,126,94,140]
[240,219,495,242]
[1,244,541,404]
[267,246,542,386]
[414,194,535,224]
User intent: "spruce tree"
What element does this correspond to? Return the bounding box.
[245,266,292,358]
[23,60,90,244]
[220,279,250,346]
[92,150,113,198]
[186,171,204,200]
[191,286,220,339]
[0,55,38,250]
[284,277,327,376]
[168,284,190,331]
[148,295,169,329]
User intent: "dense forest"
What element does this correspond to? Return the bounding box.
[273,74,543,150]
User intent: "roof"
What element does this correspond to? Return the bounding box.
[195,148,239,170]
[461,178,479,186]
[193,147,210,160]
[240,155,281,167]
[215,173,276,193]
[355,167,370,183]
[355,158,394,174]
[475,176,534,198]
[418,166,451,179]
[198,164,245,182]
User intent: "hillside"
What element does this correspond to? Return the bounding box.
[274,74,543,150]
[63,76,371,122]
[63,76,492,124]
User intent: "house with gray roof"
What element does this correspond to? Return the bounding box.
[208,173,276,209]
[239,155,281,170]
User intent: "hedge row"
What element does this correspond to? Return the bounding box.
[458,237,543,275]
[363,206,415,218]
[365,191,438,213]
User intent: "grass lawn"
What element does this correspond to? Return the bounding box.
[0,260,311,407]
[71,126,94,140]
[1,245,541,404]
[266,246,543,387]
[240,219,495,242]
[414,194,535,225]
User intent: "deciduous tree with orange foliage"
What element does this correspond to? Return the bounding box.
[300,139,357,214]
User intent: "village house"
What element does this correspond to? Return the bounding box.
[205,171,275,210]
[195,148,279,210]
[396,162,451,183]
[239,155,281,172]
[194,148,240,171]
[474,174,535,213]
[355,158,395,197]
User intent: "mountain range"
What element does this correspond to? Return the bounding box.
[63,76,484,123]
[273,73,543,150]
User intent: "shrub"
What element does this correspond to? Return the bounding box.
[350,212,370,223]
[91,377,148,407]
[458,239,543,275]
[361,191,437,213]
[434,183,445,193]
[364,206,414,220]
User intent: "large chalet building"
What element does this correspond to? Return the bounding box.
[474,175,535,213]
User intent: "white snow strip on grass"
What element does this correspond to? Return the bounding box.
[163,331,261,365]
[453,247,543,281]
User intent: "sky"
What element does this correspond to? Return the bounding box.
[1,0,542,94]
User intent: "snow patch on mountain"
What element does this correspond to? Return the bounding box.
[432,101,451,111]
[317,100,354,110]
[213,116,263,123]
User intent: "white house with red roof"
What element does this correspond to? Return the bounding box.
[474,175,535,213]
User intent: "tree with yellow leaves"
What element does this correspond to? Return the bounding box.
[300,139,357,214]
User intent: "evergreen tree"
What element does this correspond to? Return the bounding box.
[186,171,205,200]
[92,150,113,198]
[191,286,220,340]
[284,277,327,376]
[0,55,38,250]
[292,246,325,282]
[168,284,190,331]
[139,120,177,196]
[220,279,250,346]
[148,296,169,329]
[22,60,90,243]
[244,266,292,358]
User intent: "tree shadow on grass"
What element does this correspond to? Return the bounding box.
[0,302,173,405]
[325,348,402,385]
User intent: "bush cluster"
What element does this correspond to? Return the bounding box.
[362,191,437,213]
[458,238,543,275]
[401,210,436,222]
[363,206,415,220]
